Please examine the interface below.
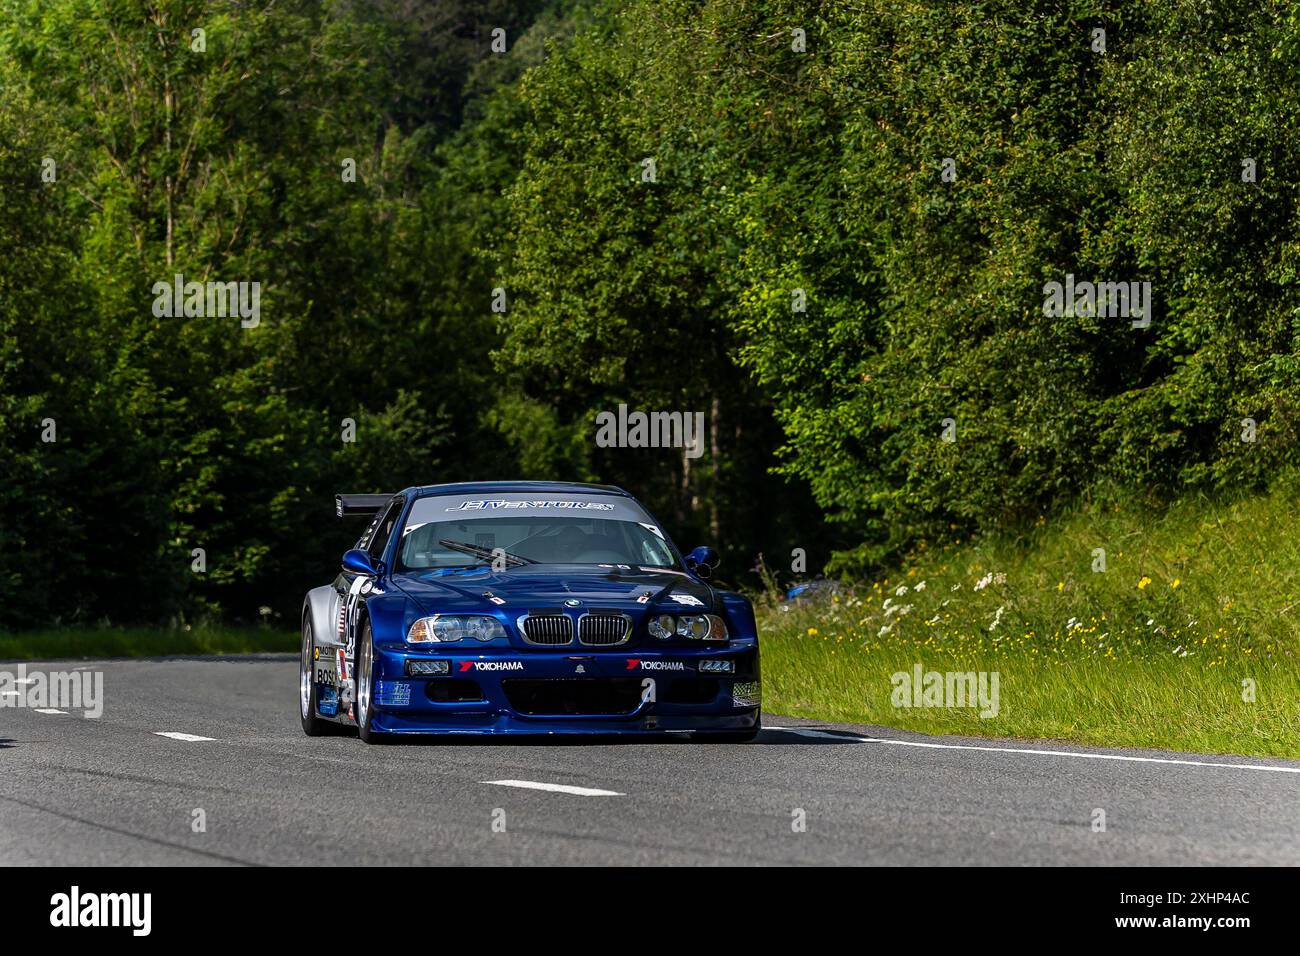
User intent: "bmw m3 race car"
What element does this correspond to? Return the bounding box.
[299,482,761,742]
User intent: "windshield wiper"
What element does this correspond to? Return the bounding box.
[438,538,537,568]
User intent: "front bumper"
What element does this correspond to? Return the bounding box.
[367,643,761,735]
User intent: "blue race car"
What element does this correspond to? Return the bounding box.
[299,482,761,742]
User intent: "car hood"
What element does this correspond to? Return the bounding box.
[391,564,715,616]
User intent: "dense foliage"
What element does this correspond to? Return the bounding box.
[3,0,1298,627]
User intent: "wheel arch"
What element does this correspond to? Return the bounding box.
[303,585,340,649]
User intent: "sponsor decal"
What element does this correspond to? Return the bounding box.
[318,685,339,717]
[313,647,320,661]
[575,664,586,674]
[445,499,615,512]
[484,591,506,606]
[668,593,705,607]
[626,659,688,671]
[636,592,651,604]
[49,886,151,936]
[336,649,348,682]
[314,666,337,687]
[375,681,412,707]
[459,660,524,672]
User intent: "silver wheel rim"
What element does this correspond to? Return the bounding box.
[299,623,312,720]
[357,630,372,728]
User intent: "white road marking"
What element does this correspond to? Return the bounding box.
[771,728,857,741]
[154,731,215,742]
[33,708,68,715]
[766,727,1300,775]
[482,779,624,796]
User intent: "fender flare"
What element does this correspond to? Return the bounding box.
[303,585,341,650]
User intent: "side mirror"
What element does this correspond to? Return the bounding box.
[685,546,719,579]
[342,548,379,577]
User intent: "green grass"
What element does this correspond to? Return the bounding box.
[0,624,297,660]
[757,485,1300,759]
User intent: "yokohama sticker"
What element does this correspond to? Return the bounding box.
[626,659,687,671]
[459,661,523,672]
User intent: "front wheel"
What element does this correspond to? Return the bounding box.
[355,619,387,744]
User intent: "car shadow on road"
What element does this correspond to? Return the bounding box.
[370,728,864,747]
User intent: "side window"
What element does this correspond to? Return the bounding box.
[366,498,404,562]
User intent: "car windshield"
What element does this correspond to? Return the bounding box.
[396,493,679,570]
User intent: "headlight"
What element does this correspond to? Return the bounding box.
[648,614,675,640]
[652,614,729,641]
[676,615,712,640]
[407,615,506,643]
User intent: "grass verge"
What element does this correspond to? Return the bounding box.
[0,625,297,660]
[756,486,1300,759]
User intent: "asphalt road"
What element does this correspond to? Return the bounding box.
[2,655,1298,866]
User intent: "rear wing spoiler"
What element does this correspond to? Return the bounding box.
[335,494,395,517]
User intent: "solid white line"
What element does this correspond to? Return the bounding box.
[770,727,858,741]
[765,727,1300,775]
[154,731,215,742]
[482,779,624,796]
[33,708,68,715]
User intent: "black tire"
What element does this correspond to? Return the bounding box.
[692,714,761,743]
[299,618,330,736]
[355,619,387,744]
